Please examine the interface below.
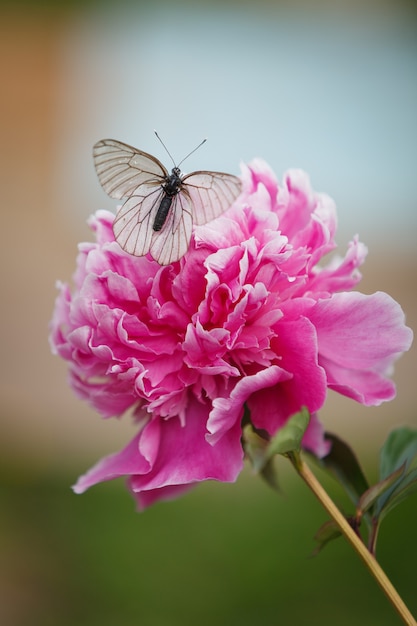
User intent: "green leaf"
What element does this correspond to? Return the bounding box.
[377,467,417,522]
[380,427,417,480]
[358,463,406,515]
[242,423,269,472]
[310,432,369,507]
[260,458,281,492]
[311,520,342,556]
[266,408,310,459]
[242,424,281,491]
[242,412,310,491]
[376,427,417,515]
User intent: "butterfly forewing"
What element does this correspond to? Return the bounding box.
[182,171,242,225]
[93,139,167,200]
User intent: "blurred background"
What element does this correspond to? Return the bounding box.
[1,0,416,624]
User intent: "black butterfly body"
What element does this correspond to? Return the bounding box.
[93,138,241,265]
[153,167,183,231]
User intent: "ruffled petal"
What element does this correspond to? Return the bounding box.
[312,289,411,368]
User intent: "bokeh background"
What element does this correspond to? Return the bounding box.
[1,1,416,624]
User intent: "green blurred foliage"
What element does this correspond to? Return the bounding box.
[1,461,416,626]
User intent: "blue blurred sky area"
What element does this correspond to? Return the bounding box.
[54,1,417,250]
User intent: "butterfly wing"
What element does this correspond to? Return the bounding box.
[113,185,193,265]
[93,139,168,199]
[112,185,164,257]
[94,139,171,259]
[181,171,241,225]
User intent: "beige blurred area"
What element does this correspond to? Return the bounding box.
[0,3,416,474]
[0,8,137,470]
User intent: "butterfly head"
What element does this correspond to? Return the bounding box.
[163,167,183,196]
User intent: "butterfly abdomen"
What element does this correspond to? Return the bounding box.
[153,195,173,231]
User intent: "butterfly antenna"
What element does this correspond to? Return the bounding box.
[177,137,207,167]
[154,130,177,167]
[154,130,207,168]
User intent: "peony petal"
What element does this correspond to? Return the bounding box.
[207,366,292,444]
[311,291,413,370]
[129,482,195,509]
[320,354,397,405]
[245,316,327,446]
[303,412,331,457]
[129,396,244,508]
[74,396,244,509]
[310,291,413,405]
[72,424,154,494]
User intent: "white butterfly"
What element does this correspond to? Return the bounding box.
[93,136,242,265]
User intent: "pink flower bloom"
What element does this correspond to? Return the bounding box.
[50,160,413,509]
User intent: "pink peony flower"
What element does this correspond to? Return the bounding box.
[50,159,413,509]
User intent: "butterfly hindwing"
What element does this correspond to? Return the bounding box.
[113,186,164,257]
[113,185,193,264]
[149,190,193,265]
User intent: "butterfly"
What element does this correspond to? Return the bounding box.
[93,135,242,265]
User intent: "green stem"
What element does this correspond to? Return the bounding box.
[288,452,416,626]
[368,518,380,557]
